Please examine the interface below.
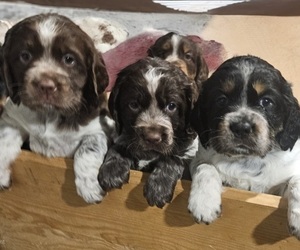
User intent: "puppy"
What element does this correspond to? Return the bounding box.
[98,57,198,208]
[148,32,209,102]
[0,13,110,203]
[188,55,300,238]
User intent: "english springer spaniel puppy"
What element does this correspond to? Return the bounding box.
[98,57,198,208]
[0,13,110,203]
[148,32,209,103]
[188,55,300,238]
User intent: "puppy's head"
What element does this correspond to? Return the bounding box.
[109,57,194,155]
[0,14,108,115]
[148,32,208,103]
[191,55,300,157]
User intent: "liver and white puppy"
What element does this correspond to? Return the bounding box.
[148,32,209,102]
[0,13,110,203]
[188,55,300,238]
[98,57,198,208]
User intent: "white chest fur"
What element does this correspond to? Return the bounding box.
[2,99,103,158]
[191,140,300,195]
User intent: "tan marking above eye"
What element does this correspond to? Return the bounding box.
[182,43,192,54]
[162,41,171,50]
[252,81,266,95]
[222,80,235,93]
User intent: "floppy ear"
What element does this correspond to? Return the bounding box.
[108,76,122,135]
[0,28,21,104]
[276,81,300,151]
[0,69,7,114]
[85,50,109,108]
[194,45,209,90]
[276,107,300,151]
[190,86,210,148]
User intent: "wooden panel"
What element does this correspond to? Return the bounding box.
[0,150,299,249]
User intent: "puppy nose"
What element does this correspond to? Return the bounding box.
[38,79,57,93]
[142,127,162,144]
[230,121,253,138]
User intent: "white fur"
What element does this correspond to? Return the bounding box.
[144,67,163,96]
[37,16,59,48]
[0,99,108,203]
[189,140,300,237]
[165,34,180,62]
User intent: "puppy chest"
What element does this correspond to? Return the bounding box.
[29,129,81,158]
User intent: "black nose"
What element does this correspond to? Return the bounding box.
[230,121,253,138]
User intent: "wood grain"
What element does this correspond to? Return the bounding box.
[0,150,299,249]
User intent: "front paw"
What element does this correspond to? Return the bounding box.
[0,169,11,190]
[75,177,106,204]
[98,157,131,192]
[143,176,175,208]
[288,208,300,239]
[188,189,222,224]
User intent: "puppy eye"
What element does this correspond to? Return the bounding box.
[259,97,274,108]
[19,50,32,64]
[166,102,177,112]
[216,95,228,107]
[184,53,192,61]
[62,54,76,66]
[128,101,140,111]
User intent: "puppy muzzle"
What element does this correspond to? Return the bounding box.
[136,125,174,154]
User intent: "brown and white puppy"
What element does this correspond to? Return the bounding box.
[188,55,300,239]
[148,32,208,102]
[0,13,110,203]
[98,57,198,208]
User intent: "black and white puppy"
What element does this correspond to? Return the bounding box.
[188,55,300,238]
[98,57,198,208]
[0,13,110,203]
[148,32,208,103]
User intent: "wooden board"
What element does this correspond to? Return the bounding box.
[0,150,299,249]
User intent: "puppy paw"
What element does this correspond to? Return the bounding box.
[288,209,300,239]
[143,176,174,208]
[188,190,222,224]
[75,178,106,204]
[0,169,11,190]
[98,157,131,191]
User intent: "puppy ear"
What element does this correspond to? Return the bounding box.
[276,107,300,151]
[0,70,7,114]
[0,28,21,104]
[85,50,109,108]
[190,86,209,148]
[108,75,122,134]
[276,84,300,151]
[194,45,209,91]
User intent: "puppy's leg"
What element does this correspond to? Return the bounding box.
[98,144,132,191]
[74,132,107,203]
[287,175,300,239]
[0,120,25,189]
[143,158,184,208]
[188,163,222,224]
